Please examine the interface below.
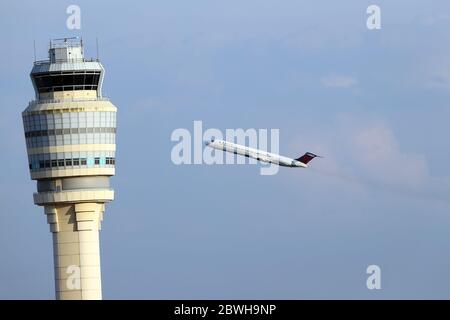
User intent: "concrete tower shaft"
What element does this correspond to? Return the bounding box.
[22,38,117,300]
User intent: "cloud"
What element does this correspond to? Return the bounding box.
[426,66,450,89]
[421,13,450,26]
[321,75,358,89]
[351,123,429,188]
[287,116,450,204]
[407,53,450,92]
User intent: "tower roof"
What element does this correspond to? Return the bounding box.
[29,38,105,99]
[33,37,99,68]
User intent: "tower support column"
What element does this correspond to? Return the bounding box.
[45,203,104,300]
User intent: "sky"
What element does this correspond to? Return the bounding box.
[1,0,450,299]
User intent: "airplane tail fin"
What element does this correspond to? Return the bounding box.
[296,152,322,165]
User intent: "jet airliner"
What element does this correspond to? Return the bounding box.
[205,139,322,168]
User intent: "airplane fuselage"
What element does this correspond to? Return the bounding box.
[205,139,308,168]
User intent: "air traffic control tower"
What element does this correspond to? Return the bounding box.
[21,38,117,299]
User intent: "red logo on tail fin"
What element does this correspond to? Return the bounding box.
[296,152,321,164]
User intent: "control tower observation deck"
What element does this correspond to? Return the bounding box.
[21,38,117,300]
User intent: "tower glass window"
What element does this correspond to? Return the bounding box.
[32,71,101,93]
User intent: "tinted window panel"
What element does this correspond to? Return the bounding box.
[52,75,63,86]
[62,74,74,86]
[34,71,100,93]
[85,74,94,84]
[73,74,85,85]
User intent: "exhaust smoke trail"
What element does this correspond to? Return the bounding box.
[307,166,450,206]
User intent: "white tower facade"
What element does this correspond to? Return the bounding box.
[22,38,117,300]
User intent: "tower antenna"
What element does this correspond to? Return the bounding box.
[96,37,99,61]
[33,40,36,61]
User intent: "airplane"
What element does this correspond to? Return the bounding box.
[205,139,322,168]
